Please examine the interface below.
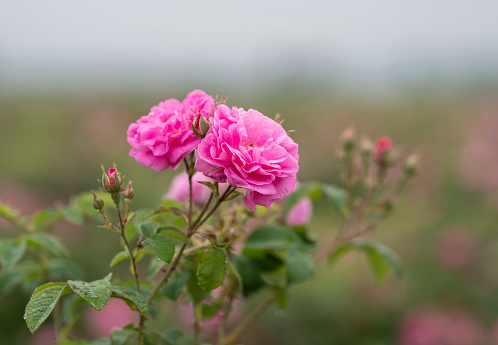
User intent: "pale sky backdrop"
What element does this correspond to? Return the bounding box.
[1,0,498,92]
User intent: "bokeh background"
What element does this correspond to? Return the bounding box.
[2,1,498,344]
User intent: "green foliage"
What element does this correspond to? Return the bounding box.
[25,233,69,257]
[24,282,69,333]
[329,239,402,283]
[68,274,112,311]
[147,233,175,263]
[197,246,227,292]
[0,237,26,272]
[161,270,191,301]
[111,286,148,315]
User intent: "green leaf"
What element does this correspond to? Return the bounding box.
[147,257,164,280]
[48,258,86,280]
[197,246,227,292]
[141,222,160,238]
[329,239,401,283]
[88,339,112,345]
[261,266,287,287]
[197,181,219,198]
[0,201,19,220]
[24,283,69,333]
[284,183,323,214]
[186,271,207,305]
[161,270,191,301]
[26,233,69,257]
[148,233,175,263]
[0,269,24,294]
[286,245,314,283]
[158,226,190,244]
[355,240,402,283]
[111,286,148,315]
[201,303,221,320]
[0,238,27,272]
[111,325,136,345]
[233,255,266,296]
[245,225,295,250]
[110,250,130,267]
[60,205,85,224]
[227,260,243,292]
[31,209,63,231]
[328,244,353,266]
[322,184,347,212]
[68,276,112,311]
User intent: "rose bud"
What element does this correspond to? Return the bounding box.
[91,190,104,210]
[340,127,356,152]
[404,153,419,178]
[123,180,134,200]
[373,137,394,166]
[102,166,123,193]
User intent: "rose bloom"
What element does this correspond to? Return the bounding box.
[127,90,215,171]
[194,105,299,210]
[164,171,213,204]
[286,197,313,226]
[374,136,393,161]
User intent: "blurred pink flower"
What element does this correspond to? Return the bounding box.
[444,311,482,345]
[399,308,483,345]
[374,136,393,161]
[164,172,213,204]
[127,90,215,171]
[195,104,299,210]
[85,297,139,338]
[398,309,448,345]
[286,197,313,226]
[436,228,476,269]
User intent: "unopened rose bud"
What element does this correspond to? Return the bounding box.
[373,137,394,166]
[360,137,373,156]
[123,180,134,199]
[199,115,211,136]
[404,153,419,178]
[91,190,104,210]
[340,127,356,151]
[102,165,123,193]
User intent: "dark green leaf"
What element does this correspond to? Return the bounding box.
[201,303,221,320]
[233,255,266,296]
[88,339,112,345]
[286,245,314,283]
[24,283,69,333]
[161,270,191,301]
[197,181,218,198]
[31,209,63,231]
[261,266,287,287]
[110,250,130,267]
[328,244,353,266]
[141,222,160,238]
[148,233,175,263]
[112,286,148,315]
[26,233,69,257]
[197,246,227,292]
[158,226,190,244]
[245,225,295,250]
[322,184,347,212]
[68,276,112,311]
[0,238,26,272]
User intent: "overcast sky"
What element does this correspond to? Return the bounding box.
[1,0,498,89]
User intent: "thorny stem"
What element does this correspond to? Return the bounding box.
[219,292,280,345]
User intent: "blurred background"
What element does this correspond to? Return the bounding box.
[2,1,498,344]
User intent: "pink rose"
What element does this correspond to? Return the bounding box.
[194,105,299,210]
[127,90,215,171]
[164,171,213,204]
[374,136,393,161]
[286,197,313,226]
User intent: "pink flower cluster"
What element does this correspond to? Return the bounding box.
[127,90,215,171]
[128,91,299,209]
